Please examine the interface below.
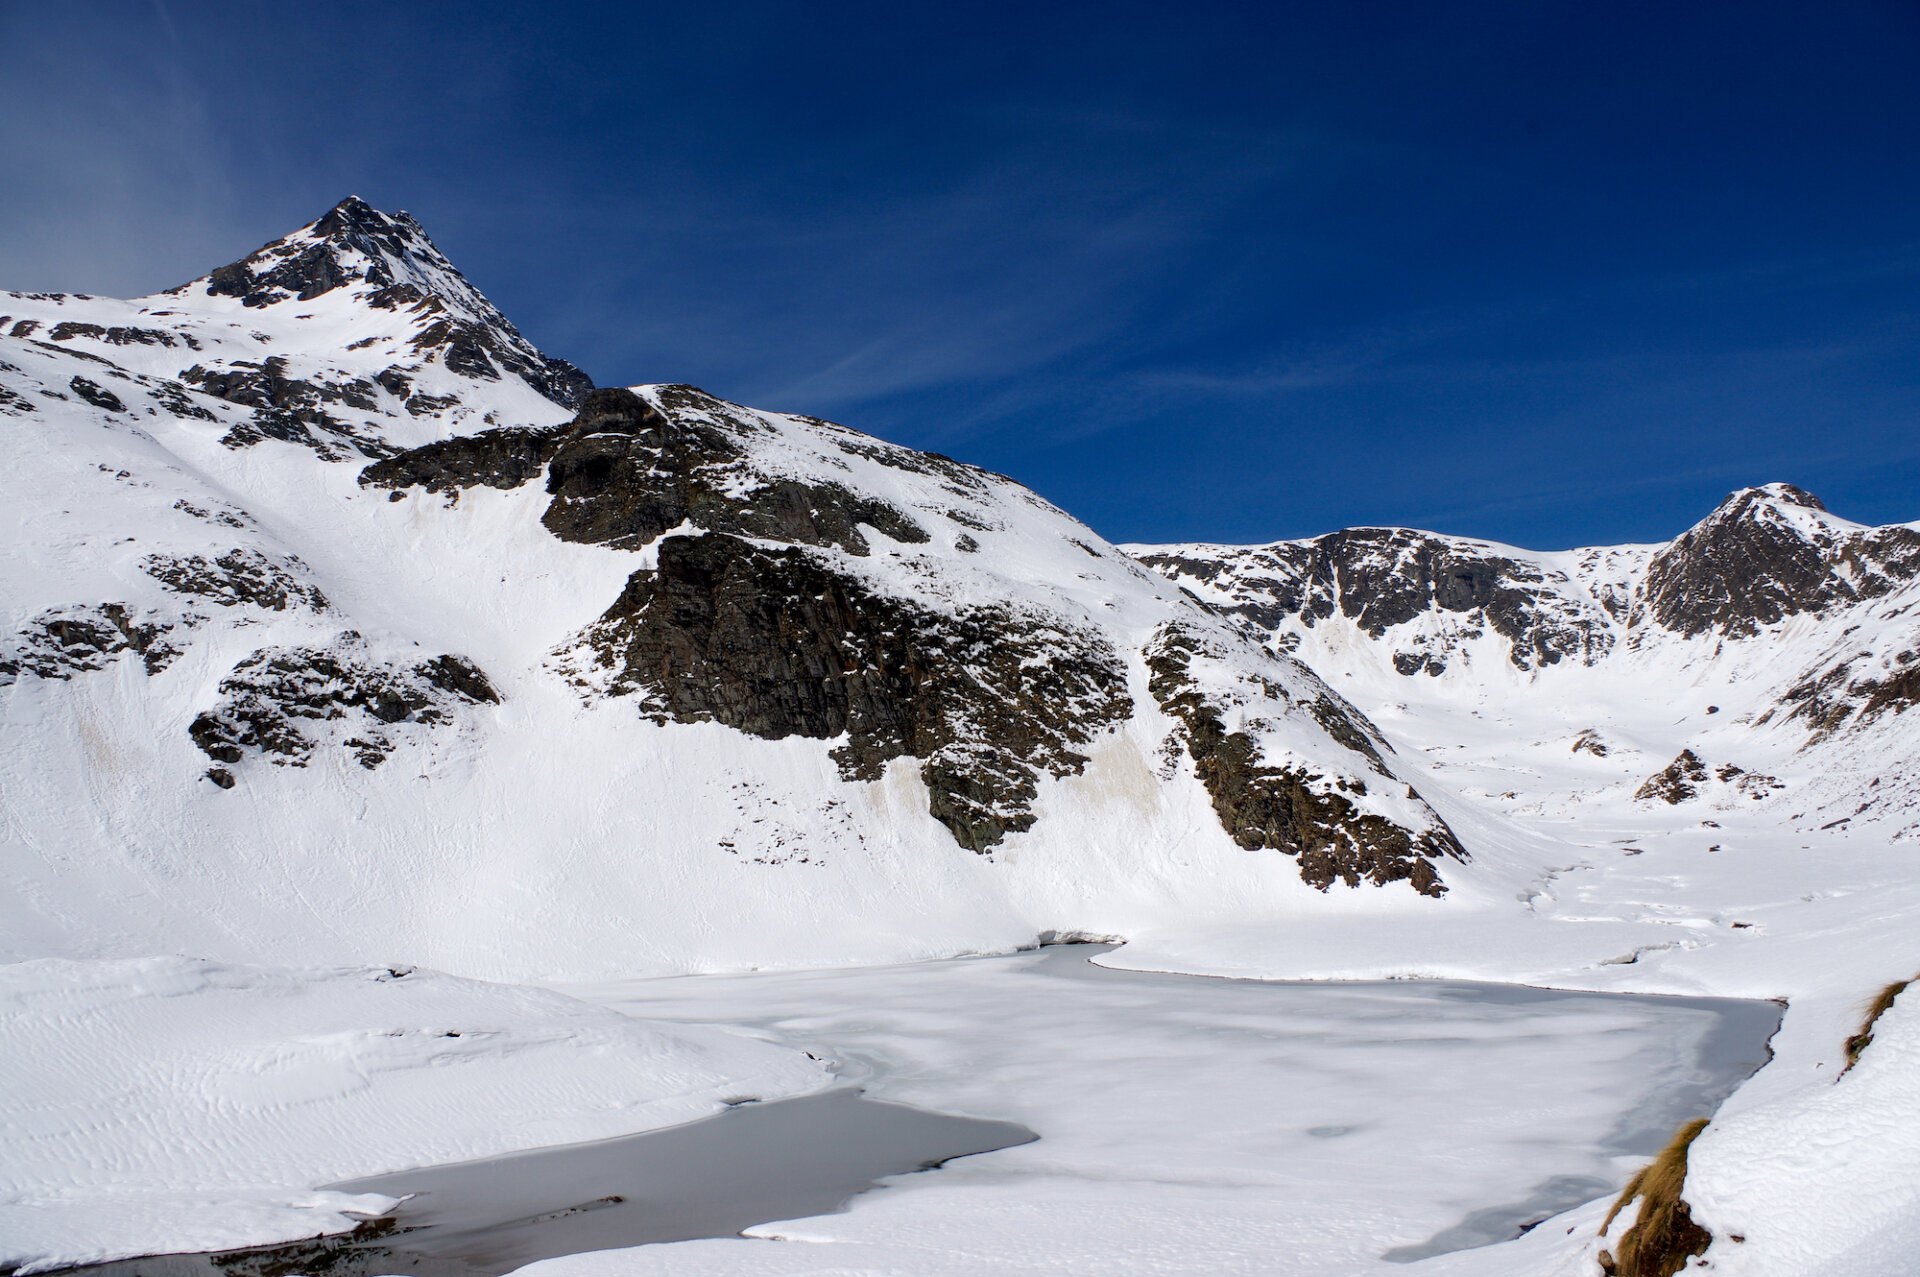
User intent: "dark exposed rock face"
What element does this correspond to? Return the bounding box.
[190,639,499,779]
[67,376,125,412]
[541,388,928,553]
[358,423,568,496]
[207,242,348,307]
[182,358,394,460]
[0,603,180,685]
[1143,622,1463,896]
[1135,528,1615,673]
[143,548,329,612]
[562,532,1133,851]
[48,321,185,347]
[362,386,931,553]
[1641,485,1920,637]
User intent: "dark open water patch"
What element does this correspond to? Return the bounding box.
[39,1090,1036,1277]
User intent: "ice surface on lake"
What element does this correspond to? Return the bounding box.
[543,944,1777,1276]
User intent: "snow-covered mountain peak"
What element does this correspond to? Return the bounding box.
[184,198,549,365]
[176,194,593,412]
[1750,480,1824,509]
[189,196,458,308]
[2,197,591,463]
[1641,484,1917,638]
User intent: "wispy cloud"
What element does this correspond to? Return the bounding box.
[0,9,250,292]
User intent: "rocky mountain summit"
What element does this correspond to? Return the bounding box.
[1637,484,1920,637]
[0,196,588,462]
[192,196,591,410]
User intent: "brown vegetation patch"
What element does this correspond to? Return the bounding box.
[1597,1118,1712,1277]
[1841,977,1913,1076]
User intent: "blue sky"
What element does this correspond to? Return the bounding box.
[4,2,1917,548]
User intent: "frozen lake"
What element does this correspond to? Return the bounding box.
[566,944,1782,1274]
[45,946,1780,1277]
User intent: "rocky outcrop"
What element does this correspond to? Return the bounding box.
[540,387,929,553]
[1636,750,1709,803]
[1134,528,1616,673]
[189,638,499,785]
[559,532,1132,851]
[362,386,932,553]
[1143,622,1464,895]
[1634,751,1782,805]
[66,376,126,412]
[0,604,181,685]
[46,321,188,347]
[142,548,330,612]
[358,423,569,497]
[181,358,394,460]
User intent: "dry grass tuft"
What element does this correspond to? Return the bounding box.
[1596,1117,1713,1277]
[1841,977,1912,1076]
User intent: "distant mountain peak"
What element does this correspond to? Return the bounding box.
[1748,481,1826,511]
[1639,483,1920,637]
[172,196,592,409]
[1700,482,1830,524]
[192,195,494,320]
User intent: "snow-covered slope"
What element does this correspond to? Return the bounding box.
[1130,482,1920,840]
[0,198,1465,983]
